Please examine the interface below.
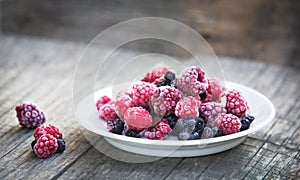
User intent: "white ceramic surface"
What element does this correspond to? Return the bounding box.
[75,81,276,157]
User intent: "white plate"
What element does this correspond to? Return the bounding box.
[75,81,276,157]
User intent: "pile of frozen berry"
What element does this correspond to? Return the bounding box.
[96,65,255,140]
[15,102,66,158]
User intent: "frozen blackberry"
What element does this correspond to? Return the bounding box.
[240,119,251,131]
[188,132,201,140]
[245,114,255,123]
[56,139,66,153]
[157,80,170,87]
[214,128,224,137]
[107,118,124,135]
[199,91,207,101]
[172,118,196,136]
[31,139,37,150]
[193,116,206,135]
[125,129,141,138]
[164,114,179,129]
[164,71,176,82]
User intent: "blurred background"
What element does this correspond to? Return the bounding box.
[1,0,299,68]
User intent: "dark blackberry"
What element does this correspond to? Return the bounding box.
[188,132,200,140]
[31,139,37,150]
[240,119,251,131]
[164,71,176,81]
[245,115,255,123]
[199,91,207,101]
[125,129,141,138]
[214,128,224,137]
[193,116,206,136]
[56,139,66,153]
[107,118,124,135]
[165,114,179,129]
[157,80,170,87]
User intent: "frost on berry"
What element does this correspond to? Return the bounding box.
[115,91,134,119]
[98,104,117,121]
[15,102,46,128]
[176,66,208,96]
[144,119,172,140]
[202,77,226,103]
[96,96,112,110]
[34,124,62,139]
[141,65,170,83]
[131,81,156,107]
[225,90,248,117]
[199,102,226,122]
[33,134,58,158]
[175,96,201,119]
[215,113,241,135]
[124,107,153,131]
[150,86,182,116]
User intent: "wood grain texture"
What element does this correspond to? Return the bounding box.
[0,35,299,179]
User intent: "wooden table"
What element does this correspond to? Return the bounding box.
[0,35,299,179]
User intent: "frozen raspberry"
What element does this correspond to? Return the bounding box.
[144,120,172,140]
[131,81,156,107]
[141,65,169,83]
[202,77,226,103]
[34,124,62,140]
[199,102,226,122]
[15,103,46,128]
[176,66,208,96]
[150,86,182,116]
[96,96,112,110]
[107,118,125,135]
[225,90,248,117]
[115,92,134,119]
[215,113,241,135]
[124,107,153,131]
[98,104,117,121]
[175,96,201,119]
[33,134,58,158]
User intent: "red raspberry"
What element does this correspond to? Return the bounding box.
[115,93,134,119]
[34,124,62,140]
[141,65,169,83]
[199,102,226,122]
[150,86,182,116]
[175,96,201,119]
[98,104,117,121]
[34,134,58,158]
[176,66,208,96]
[15,103,46,128]
[96,96,112,110]
[131,81,156,107]
[124,107,153,131]
[144,119,172,140]
[225,90,248,117]
[215,113,241,135]
[202,77,226,103]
